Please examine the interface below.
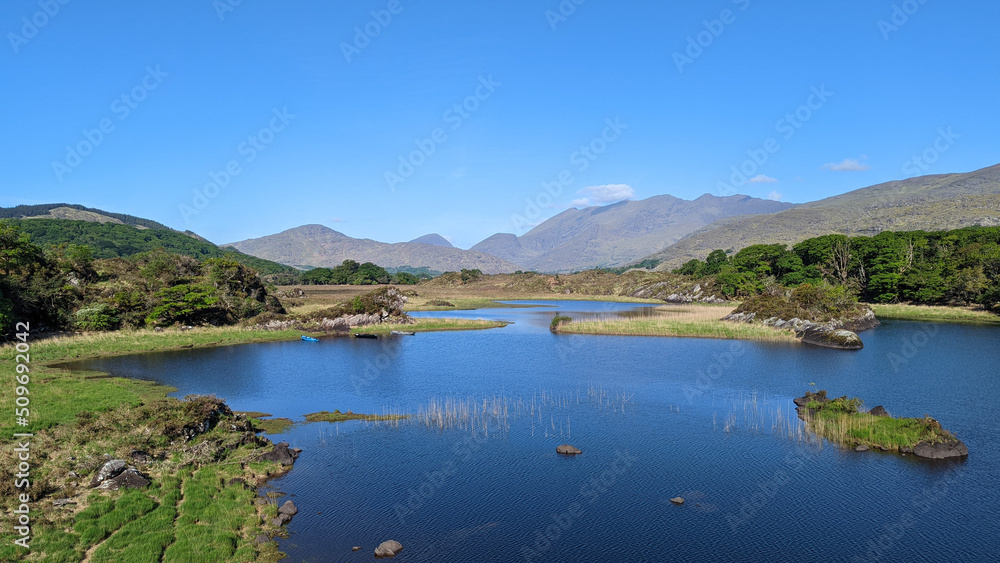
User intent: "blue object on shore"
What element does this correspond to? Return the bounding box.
[301,336,319,342]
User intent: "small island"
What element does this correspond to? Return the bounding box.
[793,390,968,459]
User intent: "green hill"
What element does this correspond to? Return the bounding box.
[6,218,296,276]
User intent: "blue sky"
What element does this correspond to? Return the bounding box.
[2,0,998,249]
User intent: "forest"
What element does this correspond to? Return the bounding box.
[673,226,1000,310]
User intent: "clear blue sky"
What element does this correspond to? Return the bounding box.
[3,0,998,249]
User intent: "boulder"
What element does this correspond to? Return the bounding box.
[259,442,300,466]
[556,444,582,455]
[99,468,150,490]
[799,327,864,350]
[855,445,870,452]
[869,405,889,417]
[375,540,403,558]
[255,534,270,545]
[669,497,685,505]
[278,500,298,517]
[793,390,829,408]
[271,513,292,526]
[90,460,127,487]
[352,546,362,552]
[912,438,969,460]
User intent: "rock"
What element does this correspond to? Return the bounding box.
[855,445,870,452]
[99,468,150,491]
[352,546,362,552]
[90,460,127,487]
[912,438,969,460]
[793,390,829,408]
[53,499,76,507]
[271,513,292,526]
[799,327,864,350]
[255,534,270,544]
[375,540,403,558]
[869,405,889,417]
[670,497,685,505]
[259,442,300,466]
[556,444,582,455]
[278,500,298,516]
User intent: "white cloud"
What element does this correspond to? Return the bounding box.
[568,198,591,208]
[749,174,778,183]
[822,157,871,172]
[576,183,635,204]
[767,191,783,201]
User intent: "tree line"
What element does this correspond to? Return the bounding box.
[673,226,1000,311]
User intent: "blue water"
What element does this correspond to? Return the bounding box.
[63,302,1000,562]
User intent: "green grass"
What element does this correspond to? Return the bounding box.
[350,317,509,334]
[871,303,1000,325]
[303,410,407,423]
[553,305,797,342]
[803,396,956,450]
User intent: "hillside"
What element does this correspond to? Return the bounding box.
[226,224,521,274]
[1,203,171,230]
[643,164,1000,270]
[471,194,793,272]
[6,218,297,275]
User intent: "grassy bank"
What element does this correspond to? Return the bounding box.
[351,318,508,334]
[800,394,957,451]
[871,303,1000,325]
[553,305,798,342]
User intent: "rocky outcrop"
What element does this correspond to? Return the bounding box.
[723,311,870,350]
[664,283,727,304]
[90,460,127,487]
[799,327,864,350]
[259,442,301,466]
[375,540,403,558]
[912,439,969,460]
[869,405,889,417]
[89,460,149,490]
[556,444,582,455]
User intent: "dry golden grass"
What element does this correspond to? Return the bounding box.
[555,304,798,342]
[871,303,1000,325]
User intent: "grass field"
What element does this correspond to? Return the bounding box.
[554,304,798,342]
[871,303,1000,325]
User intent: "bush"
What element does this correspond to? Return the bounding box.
[73,304,120,331]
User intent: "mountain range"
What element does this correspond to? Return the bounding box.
[642,163,1000,270]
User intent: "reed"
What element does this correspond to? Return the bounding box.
[555,305,797,342]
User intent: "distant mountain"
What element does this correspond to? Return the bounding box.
[408,233,453,248]
[226,224,520,274]
[641,163,1000,270]
[471,194,794,272]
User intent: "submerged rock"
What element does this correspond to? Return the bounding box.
[375,540,403,558]
[556,444,582,455]
[670,497,685,505]
[855,445,870,452]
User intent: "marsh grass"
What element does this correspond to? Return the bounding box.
[871,303,1000,325]
[803,404,954,450]
[717,392,808,441]
[555,305,797,342]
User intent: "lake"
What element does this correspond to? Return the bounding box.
[64,301,1000,562]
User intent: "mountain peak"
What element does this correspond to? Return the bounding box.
[409,233,453,248]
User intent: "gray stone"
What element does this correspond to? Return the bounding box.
[278,500,298,516]
[90,460,127,487]
[556,444,582,455]
[869,405,889,417]
[912,438,969,460]
[375,540,403,558]
[99,469,150,491]
[855,445,870,452]
[670,497,685,505]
